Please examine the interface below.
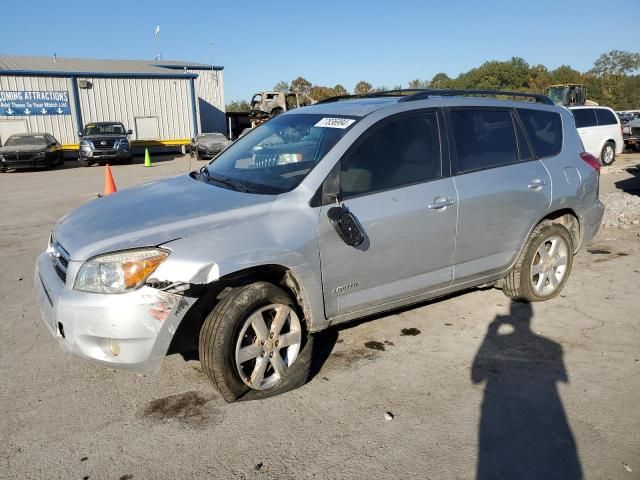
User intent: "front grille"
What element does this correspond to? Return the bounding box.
[50,240,70,284]
[632,127,640,136]
[254,152,279,168]
[3,153,34,161]
[93,139,116,150]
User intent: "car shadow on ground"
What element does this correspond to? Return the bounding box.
[471,301,582,480]
[615,164,640,196]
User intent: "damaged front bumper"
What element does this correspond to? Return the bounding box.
[34,252,197,375]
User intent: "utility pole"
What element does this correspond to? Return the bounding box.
[155,25,161,60]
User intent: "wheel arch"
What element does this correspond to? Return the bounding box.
[167,264,314,356]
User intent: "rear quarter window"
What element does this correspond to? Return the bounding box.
[572,109,597,128]
[517,109,563,158]
[595,108,618,126]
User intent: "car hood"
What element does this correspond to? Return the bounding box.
[82,134,126,141]
[0,144,47,154]
[53,174,276,261]
[626,119,640,128]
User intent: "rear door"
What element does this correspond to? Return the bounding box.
[447,107,552,282]
[318,110,457,319]
[572,108,599,155]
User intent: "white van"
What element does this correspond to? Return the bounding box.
[570,106,623,165]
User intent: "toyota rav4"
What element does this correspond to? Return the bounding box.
[35,89,604,402]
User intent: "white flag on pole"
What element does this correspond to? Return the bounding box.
[155,25,160,35]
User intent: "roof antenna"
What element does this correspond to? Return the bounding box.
[53,53,57,63]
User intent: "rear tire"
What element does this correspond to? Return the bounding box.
[600,141,615,166]
[199,282,313,402]
[502,221,574,302]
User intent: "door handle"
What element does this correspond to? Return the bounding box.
[528,179,547,189]
[428,197,456,210]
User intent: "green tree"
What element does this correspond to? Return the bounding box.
[273,81,290,92]
[592,50,640,76]
[407,79,429,89]
[333,84,348,96]
[430,73,452,89]
[549,65,583,85]
[290,77,312,96]
[310,86,335,101]
[226,100,251,112]
[354,81,373,95]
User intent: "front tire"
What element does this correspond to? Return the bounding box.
[79,158,93,167]
[199,282,313,402]
[600,141,616,166]
[502,221,574,302]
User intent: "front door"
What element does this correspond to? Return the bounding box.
[317,110,457,319]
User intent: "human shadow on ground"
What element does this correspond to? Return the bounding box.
[471,301,582,480]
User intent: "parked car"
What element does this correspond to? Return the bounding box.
[190,132,230,160]
[569,106,623,165]
[35,89,604,402]
[0,132,63,171]
[623,118,640,151]
[78,122,133,167]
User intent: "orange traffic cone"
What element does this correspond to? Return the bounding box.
[103,164,117,196]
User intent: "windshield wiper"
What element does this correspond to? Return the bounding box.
[208,173,252,193]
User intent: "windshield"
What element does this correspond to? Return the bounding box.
[84,124,125,135]
[201,113,358,194]
[5,135,47,146]
[198,133,226,141]
[547,87,568,105]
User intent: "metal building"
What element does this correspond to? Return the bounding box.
[0,55,225,150]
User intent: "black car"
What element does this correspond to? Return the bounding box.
[190,132,230,160]
[78,122,133,167]
[0,133,64,171]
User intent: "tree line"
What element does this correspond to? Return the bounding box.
[226,50,640,112]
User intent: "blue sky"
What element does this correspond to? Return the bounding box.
[1,0,638,102]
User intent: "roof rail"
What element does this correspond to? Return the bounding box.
[317,89,554,105]
[399,89,554,105]
[316,89,423,104]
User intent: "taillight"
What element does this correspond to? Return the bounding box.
[580,152,600,173]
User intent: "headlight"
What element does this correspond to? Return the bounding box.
[74,248,169,293]
[623,126,631,134]
[80,140,91,148]
[33,152,46,158]
[118,139,130,149]
[277,153,303,164]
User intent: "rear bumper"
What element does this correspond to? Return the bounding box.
[34,252,196,375]
[581,199,605,245]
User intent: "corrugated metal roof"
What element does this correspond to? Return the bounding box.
[0,55,223,76]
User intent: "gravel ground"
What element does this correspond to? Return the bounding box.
[1,153,639,480]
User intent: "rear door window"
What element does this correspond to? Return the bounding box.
[595,108,618,126]
[449,109,518,173]
[517,109,563,158]
[572,109,597,128]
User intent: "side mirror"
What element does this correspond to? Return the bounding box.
[126,129,133,135]
[77,132,83,138]
[327,205,365,247]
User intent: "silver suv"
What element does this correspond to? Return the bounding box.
[35,90,604,401]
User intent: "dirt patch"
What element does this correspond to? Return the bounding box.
[400,328,421,336]
[364,341,385,351]
[137,391,220,427]
[324,346,378,370]
[587,248,612,255]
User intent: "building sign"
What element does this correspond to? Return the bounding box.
[0,90,71,116]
